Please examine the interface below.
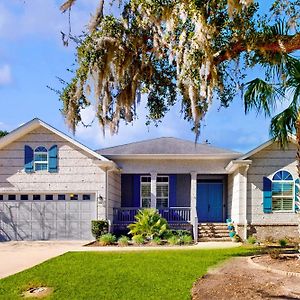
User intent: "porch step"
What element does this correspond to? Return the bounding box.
[198,223,232,242]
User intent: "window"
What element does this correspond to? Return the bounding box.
[140,176,169,208]
[70,194,78,200]
[58,194,65,200]
[20,195,28,201]
[0,195,3,201]
[34,146,48,171]
[83,194,91,200]
[272,170,294,211]
[33,194,41,201]
[45,195,53,201]
[141,176,151,208]
[8,195,16,201]
[156,176,169,208]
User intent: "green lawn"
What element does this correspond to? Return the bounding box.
[0,247,253,300]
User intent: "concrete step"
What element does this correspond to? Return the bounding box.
[198,233,229,238]
[198,229,229,234]
[198,237,232,242]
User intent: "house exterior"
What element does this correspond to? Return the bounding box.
[0,118,299,241]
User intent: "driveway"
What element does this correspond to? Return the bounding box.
[0,241,89,279]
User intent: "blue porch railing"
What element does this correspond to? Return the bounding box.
[113,207,191,224]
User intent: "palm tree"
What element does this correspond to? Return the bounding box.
[0,130,8,138]
[244,58,300,175]
[244,57,300,237]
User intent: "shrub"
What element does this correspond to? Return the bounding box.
[151,237,163,245]
[278,239,287,247]
[269,249,281,259]
[132,234,145,245]
[180,235,193,245]
[168,235,180,246]
[98,233,116,246]
[172,230,192,237]
[247,235,256,245]
[91,220,109,239]
[118,236,130,247]
[128,208,169,240]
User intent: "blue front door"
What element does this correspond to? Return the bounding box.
[197,181,223,222]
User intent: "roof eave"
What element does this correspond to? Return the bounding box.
[98,153,241,160]
[225,160,252,173]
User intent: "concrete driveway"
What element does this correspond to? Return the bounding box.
[0,241,89,279]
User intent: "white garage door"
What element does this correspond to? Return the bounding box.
[0,193,97,241]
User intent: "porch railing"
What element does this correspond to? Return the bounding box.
[113,207,191,224]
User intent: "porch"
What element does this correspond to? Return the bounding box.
[112,173,227,235]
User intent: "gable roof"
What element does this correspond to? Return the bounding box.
[0,118,114,167]
[97,137,241,159]
[237,134,297,160]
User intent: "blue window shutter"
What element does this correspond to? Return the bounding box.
[48,145,58,173]
[295,178,300,212]
[263,176,272,213]
[24,145,34,173]
[133,175,141,207]
[169,175,176,207]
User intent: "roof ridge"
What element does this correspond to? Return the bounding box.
[96,136,199,151]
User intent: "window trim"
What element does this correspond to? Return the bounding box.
[156,176,169,209]
[34,146,48,172]
[139,175,170,208]
[140,175,151,208]
[271,170,295,213]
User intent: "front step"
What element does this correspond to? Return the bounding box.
[198,223,232,242]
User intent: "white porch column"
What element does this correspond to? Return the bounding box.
[239,165,249,240]
[190,172,198,240]
[150,172,157,208]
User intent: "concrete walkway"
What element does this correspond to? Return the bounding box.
[0,241,240,279]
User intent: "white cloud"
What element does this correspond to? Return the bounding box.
[0,64,12,86]
[74,97,194,150]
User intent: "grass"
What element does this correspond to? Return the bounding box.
[0,247,254,300]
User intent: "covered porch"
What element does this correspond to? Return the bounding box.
[112,173,227,235]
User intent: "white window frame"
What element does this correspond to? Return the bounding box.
[140,175,170,208]
[34,146,48,171]
[272,170,295,212]
[156,176,169,209]
[140,176,151,208]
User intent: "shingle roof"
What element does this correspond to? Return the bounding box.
[96,137,241,157]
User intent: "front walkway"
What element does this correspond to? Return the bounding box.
[0,241,240,279]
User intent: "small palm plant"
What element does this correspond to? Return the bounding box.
[128,208,168,240]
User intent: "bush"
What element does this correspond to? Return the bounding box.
[98,233,116,246]
[151,237,163,245]
[172,230,192,237]
[247,235,256,245]
[168,235,180,246]
[278,239,287,247]
[91,220,109,239]
[180,235,193,245]
[132,235,145,245]
[118,236,130,247]
[269,249,281,259]
[128,208,169,240]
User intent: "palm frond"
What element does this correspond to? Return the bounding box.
[60,0,76,13]
[244,78,284,116]
[270,103,297,148]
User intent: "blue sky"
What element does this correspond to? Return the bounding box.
[0,0,279,153]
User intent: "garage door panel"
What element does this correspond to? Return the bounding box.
[0,193,96,240]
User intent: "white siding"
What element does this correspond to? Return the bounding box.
[107,171,121,224]
[113,158,231,174]
[247,142,298,225]
[0,126,107,222]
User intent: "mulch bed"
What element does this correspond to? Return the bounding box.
[192,256,300,300]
